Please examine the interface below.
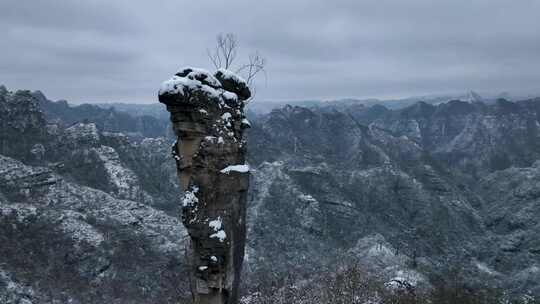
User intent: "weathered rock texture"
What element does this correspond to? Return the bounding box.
[158,68,251,304]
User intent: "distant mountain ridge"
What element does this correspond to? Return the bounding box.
[93,102,170,120]
[248,90,536,114]
[31,90,172,140]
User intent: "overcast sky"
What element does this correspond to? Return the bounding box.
[1,0,539,103]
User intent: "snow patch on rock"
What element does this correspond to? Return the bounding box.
[59,211,105,247]
[210,230,227,242]
[220,164,250,174]
[94,145,150,202]
[182,186,199,207]
[209,217,223,231]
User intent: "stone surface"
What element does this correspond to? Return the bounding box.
[159,68,251,304]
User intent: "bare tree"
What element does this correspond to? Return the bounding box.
[207,32,267,88]
[207,33,238,70]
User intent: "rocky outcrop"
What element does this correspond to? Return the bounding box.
[159,68,251,304]
[0,89,50,163]
[0,154,189,303]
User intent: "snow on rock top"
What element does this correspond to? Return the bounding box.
[221,91,238,103]
[220,164,250,174]
[158,67,251,104]
[159,75,221,99]
[215,68,247,86]
[214,69,251,101]
[176,67,222,88]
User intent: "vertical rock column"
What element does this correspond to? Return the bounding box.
[158,68,251,304]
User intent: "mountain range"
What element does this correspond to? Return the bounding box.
[1,84,540,303]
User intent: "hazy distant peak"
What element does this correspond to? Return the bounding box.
[462,90,483,103]
[31,90,48,103]
[496,92,512,101]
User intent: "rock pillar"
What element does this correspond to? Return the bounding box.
[158,68,251,304]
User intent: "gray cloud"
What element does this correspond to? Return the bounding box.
[1,0,539,103]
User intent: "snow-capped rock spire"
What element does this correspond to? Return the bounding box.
[159,67,251,304]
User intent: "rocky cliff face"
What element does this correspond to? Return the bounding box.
[244,105,486,289]
[370,99,540,177]
[0,88,50,163]
[243,100,540,298]
[0,87,189,303]
[159,68,252,304]
[0,154,190,303]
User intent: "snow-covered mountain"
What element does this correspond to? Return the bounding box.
[2,85,540,302]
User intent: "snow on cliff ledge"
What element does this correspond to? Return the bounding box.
[220,164,250,174]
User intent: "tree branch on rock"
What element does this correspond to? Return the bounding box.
[207,32,267,96]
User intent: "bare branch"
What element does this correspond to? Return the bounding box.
[206,48,220,70]
[224,33,237,69]
[209,33,238,70]
[236,51,267,87]
[207,32,267,99]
